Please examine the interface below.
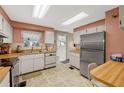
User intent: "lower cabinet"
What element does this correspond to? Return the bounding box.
[0,72,10,87]
[21,58,34,74]
[34,58,44,71]
[19,54,44,75]
[69,52,80,69]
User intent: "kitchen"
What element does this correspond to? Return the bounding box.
[0,5,124,87]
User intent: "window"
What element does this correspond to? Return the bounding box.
[57,35,66,47]
[22,31,41,47]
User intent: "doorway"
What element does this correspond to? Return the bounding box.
[57,35,67,63]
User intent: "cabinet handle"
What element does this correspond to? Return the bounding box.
[120,20,122,25]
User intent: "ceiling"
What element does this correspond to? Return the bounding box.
[2,5,117,33]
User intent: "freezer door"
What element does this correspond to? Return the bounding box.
[80,50,104,65]
[80,61,90,79]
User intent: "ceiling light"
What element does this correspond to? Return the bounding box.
[62,12,88,25]
[32,5,41,18]
[32,5,50,19]
[38,5,50,18]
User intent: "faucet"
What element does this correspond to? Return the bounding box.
[31,43,35,53]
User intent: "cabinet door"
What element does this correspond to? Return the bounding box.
[70,53,80,69]
[73,31,80,44]
[87,27,97,34]
[21,58,34,74]
[0,15,3,31]
[80,29,87,36]
[34,57,44,71]
[45,31,54,44]
[70,53,76,66]
[97,25,105,32]
[69,54,75,66]
[3,19,13,43]
[75,54,80,69]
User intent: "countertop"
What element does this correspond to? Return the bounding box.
[0,51,56,59]
[0,53,19,59]
[0,66,11,83]
[70,50,80,54]
[90,61,124,87]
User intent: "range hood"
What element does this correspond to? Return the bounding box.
[0,32,7,38]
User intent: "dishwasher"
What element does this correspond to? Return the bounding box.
[44,53,56,68]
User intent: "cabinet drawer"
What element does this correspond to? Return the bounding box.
[19,55,34,60]
[34,54,44,58]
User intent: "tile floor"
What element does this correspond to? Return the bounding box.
[22,63,93,87]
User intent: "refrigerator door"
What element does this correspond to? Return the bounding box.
[81,32,105,50]
[80,61,91,79]
[80,32,105,78]
[80,50,104,65]
[80,50,104,78]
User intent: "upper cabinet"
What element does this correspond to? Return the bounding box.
[97,25,106,32]
[87,27,97,34]
[73,25,105,44]
[119,6,124,30]
[0,15,13,43]
[73,29,87,44]
[45,31,54,44]
[3,19,13,43]
[73,31,80,44]
[80,29,87,36]
[0,15,3,31]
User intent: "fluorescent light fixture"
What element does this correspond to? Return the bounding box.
[38,5,50,18]
[62,12,88,25]
[32,5,41,18]
[32,5,50,19]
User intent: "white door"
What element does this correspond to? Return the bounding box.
[57,35,67,63]
[34,58,44,71]
[21,58,34,74]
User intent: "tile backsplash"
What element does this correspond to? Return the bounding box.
[11,43,55,51]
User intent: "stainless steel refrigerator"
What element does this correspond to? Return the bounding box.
[80,32,105,79]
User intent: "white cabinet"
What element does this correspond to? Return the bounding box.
[69,52,80,69]
[33,54,44,71]
[87,27,97,34]
[73,31,80,44]
[34,58,44,71]
[20,55,34,74]
[3,19,13,43]
[97,25,106,32]
[19,54,44,75]
[80,29,87,35]
[45,31,54,44]
[119,6,124,30]
[0,72,10,87]
[0,15,13,43]
[0,15,3,31]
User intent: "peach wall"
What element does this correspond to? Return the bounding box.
[13,29,44,43]
[74,19,105,32]
[105,7,124,61]
[0,6,11,25]
[11,21,54,31]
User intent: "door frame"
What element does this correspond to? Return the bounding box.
[56,33,67,62]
